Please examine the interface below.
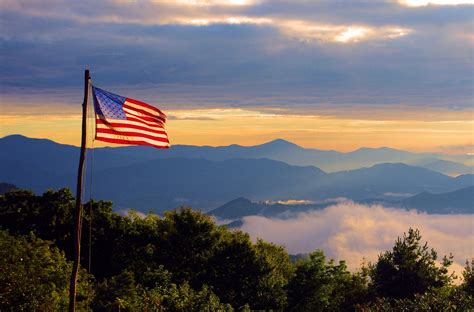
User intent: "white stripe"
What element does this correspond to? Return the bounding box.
[97,118,167,132]
[124,100,165,118]
[96,132,170,147]
[96,124,168,139]
[123,110,165,125]
[123,107,164,122]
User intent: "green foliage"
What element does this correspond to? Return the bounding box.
[139,283,233,312]
[0,188,469,311]
[0,188,74,253]
[357,286,474,311]
[206,229,260,308]
[93,270,232,311]
[93,270,139,311]
[287,250,369,311]
[252,239,294,309]
[462,259,474,296]
[369,228,454,299]
[156,207,221,286]
[83,199,133,279]
[0,230,94,311]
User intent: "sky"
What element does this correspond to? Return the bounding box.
[0,0,473,152]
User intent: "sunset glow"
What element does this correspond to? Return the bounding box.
[2,102,472,155]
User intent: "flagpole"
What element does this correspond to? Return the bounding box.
[69,69,90,312]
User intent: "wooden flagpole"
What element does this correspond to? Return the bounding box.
[69,69,90,312]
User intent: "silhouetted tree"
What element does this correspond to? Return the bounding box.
[287,250,368,311]
[369,228,453,299]
[462,259,474,296]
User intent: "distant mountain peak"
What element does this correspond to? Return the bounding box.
[2,134,56,143]
[259,139,301,149]
[2,134,29,140]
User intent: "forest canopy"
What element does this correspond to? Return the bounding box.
[0,188,473,311]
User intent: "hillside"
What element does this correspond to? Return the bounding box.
[402,186,474,214]
[1,135,472,212]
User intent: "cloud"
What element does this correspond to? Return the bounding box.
[277,20,412,43]
[383,192,415,198]
[176,16,272,26]
[240,202,474,275]
[170,0,260,6]
[398,0,474,6]
[270,199,316,205]
[0,0,473,115]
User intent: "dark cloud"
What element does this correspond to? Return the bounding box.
[0,0,473,111]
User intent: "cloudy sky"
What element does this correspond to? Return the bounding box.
[1,0,473,151]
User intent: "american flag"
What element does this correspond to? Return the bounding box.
[92,86,170,148]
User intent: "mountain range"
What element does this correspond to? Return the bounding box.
[209,186,474,221]
[100,138,473,175]
[1,135,472,212]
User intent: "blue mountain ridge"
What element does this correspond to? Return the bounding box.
[209,186,474,221]
[1,135,472,212]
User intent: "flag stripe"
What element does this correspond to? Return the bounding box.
[123,104,166,123]
[101,117,165,129]
[124,101,165,119]
[126,98,166,116]
[123,108,166,125]
[125,116,165,128]
[93,86,170,149]
[96,129,169,144]
[96,132,169,145]
[96,124,168,139]
[96,119,167,134]
[95,135,170,149]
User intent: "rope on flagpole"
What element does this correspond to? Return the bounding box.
[79,78,90,255]
[87,79,95,274]
[88,131,95,273]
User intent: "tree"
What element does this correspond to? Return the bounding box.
[0,230,94,311]
[357,286,474,311]
[369,228,454,299]
[154,207,221,287]
[251,239,294,310]
[93,270,233,312]
[139,283,233,312]
[287,250,368,311]
[92,270,139,311]
[0,188,74,253]
[461,259,474,296]
[206,230,260,308]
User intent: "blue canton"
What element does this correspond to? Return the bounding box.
[93,86,127,120]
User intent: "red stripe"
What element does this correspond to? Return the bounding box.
[126,116,165,127]
[96,128,169,143]
[96,119,166,135]
[123,103,166,123]
[124,110,166,124]
[95,136,170,149]
[126,97,166,117]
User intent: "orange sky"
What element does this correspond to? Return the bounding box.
[1,102,473,154]
[1,0,473,156]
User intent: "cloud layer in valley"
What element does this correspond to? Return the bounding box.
[240,202,474,275]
